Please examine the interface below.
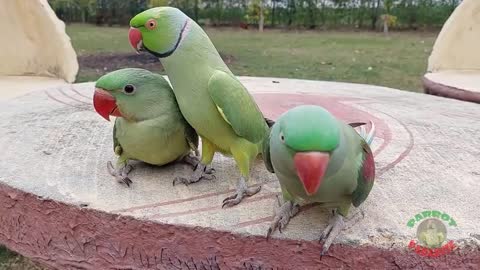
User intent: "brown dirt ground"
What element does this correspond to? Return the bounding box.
[77,52,235,81]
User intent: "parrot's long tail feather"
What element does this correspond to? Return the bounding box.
[359,121,376,145]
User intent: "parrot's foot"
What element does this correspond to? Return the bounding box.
[222,177,261,208]
[107,161,133,187]
[172,162,215,186]
[181,154,216,173]
[319,213,345,256]
[266,199,300,239]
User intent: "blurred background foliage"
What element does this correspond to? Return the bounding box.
[48,0,461,30]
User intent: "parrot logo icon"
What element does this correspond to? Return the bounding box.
[406,210,457,257]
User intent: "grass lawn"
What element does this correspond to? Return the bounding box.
[67,23,438,92]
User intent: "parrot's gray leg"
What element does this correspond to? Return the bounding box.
[181,154,215,173]
[172,162,215,186]
[266,200,300,239]
[221,177,261,208]
[319,213,345,256]
[107,161,133,187]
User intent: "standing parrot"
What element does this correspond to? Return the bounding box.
[263,105,376,255]
[93,68,205,186]
[128,7,270,207]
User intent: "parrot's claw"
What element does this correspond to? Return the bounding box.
[107,161,134,187]
[173,162,215,186]
[319,213,345,256]
[182,154,215,173]
[222,177,261,208]
[266,200,299,240]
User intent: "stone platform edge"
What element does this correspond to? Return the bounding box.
[423,75,480,104]
[0,183,479,269]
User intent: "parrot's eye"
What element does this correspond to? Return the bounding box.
[123,84,136,95]
[146,19,157,30]
[279,132,285,143]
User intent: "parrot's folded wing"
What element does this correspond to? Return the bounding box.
[262,132,274,173]
[208,70,268,144]
[113,118,123,156]
[351,141,375,207]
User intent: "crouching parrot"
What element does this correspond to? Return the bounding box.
[93,68,206,186]
[128,7,270,207]
[263,105,376,255]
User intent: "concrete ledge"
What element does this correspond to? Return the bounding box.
[0,76,69,101]
[423,72,480,104]
[1,77,480,268]
[1,183,479,269]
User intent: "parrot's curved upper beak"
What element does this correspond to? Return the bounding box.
[93,88,123,121]
[294,152,330,196]
[128,27,143,53]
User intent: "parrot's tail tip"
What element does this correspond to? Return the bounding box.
[358,121,376,146]
[365,120,376,145]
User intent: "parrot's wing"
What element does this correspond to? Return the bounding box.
[352,141,375,207]
[184,121,199,154]
[208,70,267,144]
[262,132,274,173]
[113,118,123,156]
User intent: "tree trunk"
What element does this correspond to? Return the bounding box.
[287,0,296,27]
[194,0,199,22]
[271,0,276,27]
[259,1,264,32]
[371,0,381,30]
[383,18,389,34]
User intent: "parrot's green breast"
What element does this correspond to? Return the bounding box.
[115,116,191,166]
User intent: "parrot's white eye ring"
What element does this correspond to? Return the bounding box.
[279,132,285,143]
[123,84,136,95]
[146,19,157,30]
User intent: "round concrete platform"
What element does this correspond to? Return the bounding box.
[0,77,479,269]
[423,71,480,104]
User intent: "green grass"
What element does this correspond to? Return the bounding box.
[67,23,437,91]
[0,246,44,270]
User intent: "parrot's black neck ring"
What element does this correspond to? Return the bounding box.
[145,19,189,59]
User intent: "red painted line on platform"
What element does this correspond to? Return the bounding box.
[58,89,91,105]
[70,86,92,100]
[150,193,277,219]
[236,216,273,228]
[235,203,322,228]
[114,183,263,213]
[45,91,85,109]
[376,115,414,177]
[373,141,388,157]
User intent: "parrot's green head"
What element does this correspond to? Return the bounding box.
[128,7,189,58]
[271,105,340,196]
[93,68,176,122]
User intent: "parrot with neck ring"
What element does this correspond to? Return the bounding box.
[263,105,376,255]
[93,68,208,186]
[128,7,271,207]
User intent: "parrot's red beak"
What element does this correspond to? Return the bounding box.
[128,27,143,53]
[294,152,330,196]
[93,88,123,121]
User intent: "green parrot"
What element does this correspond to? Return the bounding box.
[263,105,376,255]
[128,7,270,207]
[93,68,206,186]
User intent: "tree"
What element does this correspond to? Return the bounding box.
[245,0,268,31]
[381,0,397,34]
